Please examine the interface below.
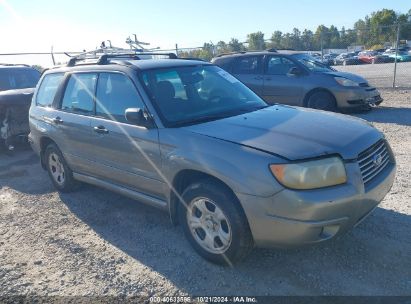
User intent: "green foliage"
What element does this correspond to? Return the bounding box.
[247,31,266,50]
[31,65,44,72]
[179,8,411,60]
[228,38,245,52]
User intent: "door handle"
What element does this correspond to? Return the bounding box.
[253,76,263,80]
[93,126,109,134]
[52,117,63,124]
[264,77,272,81]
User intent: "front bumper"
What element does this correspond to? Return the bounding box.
[237,160,396,248]
[333,86,383,109]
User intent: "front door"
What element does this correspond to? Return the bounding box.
[89,72,164,199]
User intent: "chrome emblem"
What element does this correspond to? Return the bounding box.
[373,154,383,167]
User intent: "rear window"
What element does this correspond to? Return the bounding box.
[0,68,40,91]
[213,57,234,72]
[36,73,65,107]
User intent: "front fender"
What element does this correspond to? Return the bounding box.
[159,129,285,198]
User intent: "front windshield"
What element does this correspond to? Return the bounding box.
[292,54,333,72]
[140,65,267,127]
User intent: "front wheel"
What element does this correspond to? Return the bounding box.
[306,91,337,112]
[179,180,254,265]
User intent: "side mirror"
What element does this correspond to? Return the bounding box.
[288,67,303,76]
[125,108,154,128]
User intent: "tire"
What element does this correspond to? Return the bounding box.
[44,143,78,192]
[306,91,337,112]
[178,179,254,265]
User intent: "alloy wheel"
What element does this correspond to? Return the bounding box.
[186,197,232,254]
[48,152,65,185]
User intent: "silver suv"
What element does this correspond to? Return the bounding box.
[29,54,396,265]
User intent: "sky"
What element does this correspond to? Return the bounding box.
[0,0,410,67]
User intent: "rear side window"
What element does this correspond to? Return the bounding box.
[96,73,144,123]
[232,56,261,75]
[61,73,97,114]
[266,56,297,75]
[36,73,64,107]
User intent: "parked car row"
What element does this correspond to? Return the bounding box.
[27,52,395,265]
[324,47,411,66]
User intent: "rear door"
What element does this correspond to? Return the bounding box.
[51,72,97,174]
[230,55,264,95]
[89,72,164,199]
[262,55,304,105]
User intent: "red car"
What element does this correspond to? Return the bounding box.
[358,51,394,64]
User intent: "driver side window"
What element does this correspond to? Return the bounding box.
[95,73,145,123]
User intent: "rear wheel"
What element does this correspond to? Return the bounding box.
[179,180,254,265]
[45,143,78,192]
[306,91,337,112]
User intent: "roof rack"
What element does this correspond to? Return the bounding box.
[66,49,179,67]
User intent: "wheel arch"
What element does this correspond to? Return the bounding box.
[39,136,57,170]
[303,88,337,108]
[169,169,246,225]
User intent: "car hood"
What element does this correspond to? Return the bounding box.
[0,88,35,106]
[184,105,381,161]
[322,71,367,83]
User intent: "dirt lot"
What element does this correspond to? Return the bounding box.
[335,61,411,89]
[0,89,410,297]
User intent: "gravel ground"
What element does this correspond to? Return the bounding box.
[335,61,411,89]
[0,89,410,297]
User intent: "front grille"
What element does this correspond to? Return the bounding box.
[358,140,391,184]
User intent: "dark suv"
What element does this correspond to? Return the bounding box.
[0,64,40,151]
[29,53,395,264]
[212,51,382,111]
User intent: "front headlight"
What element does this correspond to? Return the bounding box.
[334,77,359,87]
[270,157,347,190]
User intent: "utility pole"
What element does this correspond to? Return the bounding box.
[175,44,179,57]
[50,46,56,65]
[392,23,400,88]
[320,33,324,60]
